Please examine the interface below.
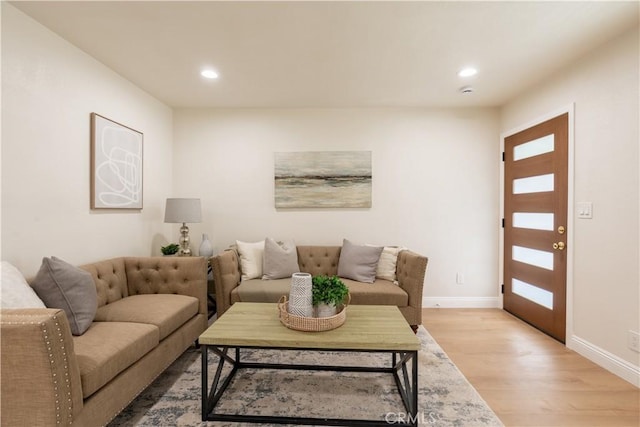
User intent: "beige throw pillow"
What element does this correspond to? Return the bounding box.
[262,238,300,280]
[236,240,265,281]
[376,246,406,282]
[337,239,383,283]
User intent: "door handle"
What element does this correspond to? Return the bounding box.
[553,242,566,251]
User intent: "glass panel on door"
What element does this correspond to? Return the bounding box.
[512,245,554,270]
[513,173,554,194]
[513,212,554,231]
[513,134,555,161]
[512,278,553,310]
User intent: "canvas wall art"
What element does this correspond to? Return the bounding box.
[91,113,143,209]
[275,151,372,208]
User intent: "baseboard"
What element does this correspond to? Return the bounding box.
[568,335,640,387]
[422,296,501,308]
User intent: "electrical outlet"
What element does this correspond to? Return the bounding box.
[628,330,640,352]
[456,272,464,285]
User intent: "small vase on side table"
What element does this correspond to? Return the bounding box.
[199,234,214,259]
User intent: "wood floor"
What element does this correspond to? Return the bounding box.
[422,308,639,427]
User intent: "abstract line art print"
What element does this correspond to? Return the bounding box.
[90,113,143,209]
[275,151,372,208]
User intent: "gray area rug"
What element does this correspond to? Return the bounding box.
[108,326,503,426]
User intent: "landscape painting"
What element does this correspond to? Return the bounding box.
[275,151,372,208]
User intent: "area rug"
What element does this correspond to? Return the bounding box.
[108,326,503,426]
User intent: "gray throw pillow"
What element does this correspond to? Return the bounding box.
[337,239,384,283]
[262,238,300,280]
[31,256,97,335]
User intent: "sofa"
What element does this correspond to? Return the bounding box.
[1,256,207,427]
[210,241,428,329]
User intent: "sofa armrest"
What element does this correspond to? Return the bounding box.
[1,308,84,426]
[210,249,241,316]
[396,250,428,318]
[124,257,208,316]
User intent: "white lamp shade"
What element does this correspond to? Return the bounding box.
[164,198,202,223]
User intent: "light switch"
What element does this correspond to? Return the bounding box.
[577,202,593,219]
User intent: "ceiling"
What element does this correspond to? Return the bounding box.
[9,1,639,109]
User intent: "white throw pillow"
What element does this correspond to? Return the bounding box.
[0,261,46,308]
[236,240,265,281]
[376,246,406,283]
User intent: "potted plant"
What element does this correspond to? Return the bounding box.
[161,243,180,256]
[312,275,349,317]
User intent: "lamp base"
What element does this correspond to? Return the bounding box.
[178,223,192,256]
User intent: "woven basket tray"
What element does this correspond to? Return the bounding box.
[278,295,349,332]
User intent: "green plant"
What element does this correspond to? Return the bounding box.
[161,243,180,255]
[312,275,349,307]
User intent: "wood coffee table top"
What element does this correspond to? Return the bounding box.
[199,302,420,351]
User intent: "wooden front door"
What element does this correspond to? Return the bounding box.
[504,113,568,343]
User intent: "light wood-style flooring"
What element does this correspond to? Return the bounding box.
[422,308,639,427]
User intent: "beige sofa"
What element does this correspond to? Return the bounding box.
[211,245,428,328]
[0,256,207,427]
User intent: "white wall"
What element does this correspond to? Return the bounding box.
[173,107,501,304]
[501,27,640,382]
[2,0,636,387]
[1,4,175,276]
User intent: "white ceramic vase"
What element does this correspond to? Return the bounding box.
[289,272,313,317]
[199,234,213,258]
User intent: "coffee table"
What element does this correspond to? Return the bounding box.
[199,302,420,426]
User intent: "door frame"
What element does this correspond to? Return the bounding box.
[499,103,575,344]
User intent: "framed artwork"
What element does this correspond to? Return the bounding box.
[275,151,372,208]
[90,113,143,209]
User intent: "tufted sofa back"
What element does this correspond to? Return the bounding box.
[81,258,128,307]
[80,257,207,314]
[296,246,341,276]
[124,257,207,314]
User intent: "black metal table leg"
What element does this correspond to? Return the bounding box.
[202,346,419,426]
[200,344,207,421]
[411,350,418,426]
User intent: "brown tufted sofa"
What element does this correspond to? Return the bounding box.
[210,246,428,329]
[0,256,207,427]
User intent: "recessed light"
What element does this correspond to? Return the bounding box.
[458,67,477,78]
[201,69,219,79]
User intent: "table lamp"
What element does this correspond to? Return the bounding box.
[164,198,202,256]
